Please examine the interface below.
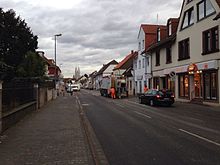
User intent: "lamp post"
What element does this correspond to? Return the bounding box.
[54,33,62,66]
[54,34,62,79]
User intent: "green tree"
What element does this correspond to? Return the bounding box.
[0,8,38,71]
[17,51,46,77]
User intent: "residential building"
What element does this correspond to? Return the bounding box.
[95,60,118,90]
[134,24,165,94]
[148,0,220,105]
[148,18,179,93]
[113,50,137,96]
[174,0,220,105]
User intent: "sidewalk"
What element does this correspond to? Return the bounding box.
[0,95,94,165]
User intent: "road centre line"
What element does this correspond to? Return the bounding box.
[134,111,152,119]
[179,129,220,147]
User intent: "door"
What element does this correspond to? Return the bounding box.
[194,73,202,98]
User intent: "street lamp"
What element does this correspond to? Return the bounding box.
[54,33,62,66]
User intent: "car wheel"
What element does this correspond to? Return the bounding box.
[150,100,154,106]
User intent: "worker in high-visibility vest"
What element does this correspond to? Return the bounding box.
[111,87,116,99]
[144,85,148,93]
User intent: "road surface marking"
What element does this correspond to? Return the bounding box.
[134,111,152,119]
[179,129,220,147]
[82,104,89,106]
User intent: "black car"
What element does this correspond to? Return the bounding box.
[139,89,175,106]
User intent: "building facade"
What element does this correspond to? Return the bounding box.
[149,0,220,105]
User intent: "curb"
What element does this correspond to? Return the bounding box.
[76,96,109,165]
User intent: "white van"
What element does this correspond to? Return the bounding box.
[72,84,80,91]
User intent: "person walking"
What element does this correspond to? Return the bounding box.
[111,87,116,99]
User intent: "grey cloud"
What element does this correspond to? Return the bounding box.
[2,0,182,77]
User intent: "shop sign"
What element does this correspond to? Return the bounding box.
[188,63,198,73]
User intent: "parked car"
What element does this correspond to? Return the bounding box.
[138,89,174,106]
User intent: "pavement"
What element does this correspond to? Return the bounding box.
[0,89,219,165]
[0,94,95,165]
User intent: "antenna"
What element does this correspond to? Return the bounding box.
[157,13,159,25]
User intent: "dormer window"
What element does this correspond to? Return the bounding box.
[157,28,161,42]
[197,0,215,21]
[181,7,194,29]
[168,21,172,36]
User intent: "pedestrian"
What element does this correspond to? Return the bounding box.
[144,85,148,93]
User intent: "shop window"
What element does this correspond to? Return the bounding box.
[202,26,219,54]
[179,74,189,97]
[153,77,160,89]
[197,0,215,21]
[178,38,190,60]
[181,7,194,29]
[204,71,218,100]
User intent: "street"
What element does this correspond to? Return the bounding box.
[77,89,220,165]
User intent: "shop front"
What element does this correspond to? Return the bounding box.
[164,60,219,104]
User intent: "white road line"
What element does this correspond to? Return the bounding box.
[179,129,220,147]
[134,111,152,119]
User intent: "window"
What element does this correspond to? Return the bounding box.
[166,47,172,64]
[142,40,144,50]
[179,74,189,97]
[134,61,137,69]
[142,58,145,68]
[181,7,194,29]
[146,57,149,66]
[197,0,215,21]
[168,21,172,36]
[156,50,160,66]
[139,60,141,69]
[204,71,218,100]
[178,38,190,60]
[157,28,161,42]
[138,42,141,51]
[203,26,219,54]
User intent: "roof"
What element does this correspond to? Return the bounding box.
[114,51,137,70]
[140,24,165,34]
[147,34,176,52]
[96,60,118,75]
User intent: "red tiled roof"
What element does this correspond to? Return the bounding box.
[141,24,165,34]
[114,51,137,70]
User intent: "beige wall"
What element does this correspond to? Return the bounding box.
[176,0,220,66]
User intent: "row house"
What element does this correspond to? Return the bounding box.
[113,50,137,96]
[134,24,166,94]
[95,60,118,90]
[37,51,62,79]
[147,0,220,105]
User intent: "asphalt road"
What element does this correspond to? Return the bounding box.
[76,89,220,165]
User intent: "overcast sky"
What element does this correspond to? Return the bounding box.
[1,0,182,77]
